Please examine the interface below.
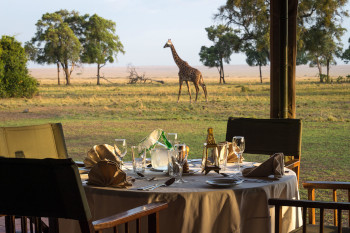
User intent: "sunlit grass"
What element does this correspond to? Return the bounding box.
[0,79,349,203]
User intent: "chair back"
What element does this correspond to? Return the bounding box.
[0,157,91,222]
[225,117,302,158]
[0,123,68,159]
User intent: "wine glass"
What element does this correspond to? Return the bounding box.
[114,139,127,169]
[232,136,245,173]
[167,133,178,148]
[174,144,188,183]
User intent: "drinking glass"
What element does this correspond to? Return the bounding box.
[115,139,127,168]
[131,146,146,174]
[174,144,188,183]
[167,133,178,147]
[218,142,229,171]
[232,136,245,173]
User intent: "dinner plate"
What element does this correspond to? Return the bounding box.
[206,178,243,187]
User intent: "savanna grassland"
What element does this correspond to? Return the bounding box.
[0,75,349,202]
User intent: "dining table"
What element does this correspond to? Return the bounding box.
[59,160,301,233]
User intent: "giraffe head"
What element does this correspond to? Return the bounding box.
[163,39,172,48]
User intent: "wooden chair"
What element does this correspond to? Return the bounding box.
[303,181,350,228]
[0,123,68,159]
[225,117,302,182]
[0,157,168,233]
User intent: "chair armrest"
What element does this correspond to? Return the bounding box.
[92,202,168,231]
[268,198,350,210]
[74,161,85,167]
[303,181,350,190]
[284,159,299,169]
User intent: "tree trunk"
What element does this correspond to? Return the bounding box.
[61,62,71,85]
[326,59,330,83]
[316,58,323,82]
[221,61,226,84]
[57,62,60,85]
[259,64,263,83]
[97,64,101,85]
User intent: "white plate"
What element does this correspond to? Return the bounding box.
[206,178,242,187]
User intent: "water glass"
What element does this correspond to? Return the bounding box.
[232,136,245,173]
[131,146,146,174]
[218,142,229,171]
[168,148,179,177]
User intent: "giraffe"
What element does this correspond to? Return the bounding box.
[163,39,208,103]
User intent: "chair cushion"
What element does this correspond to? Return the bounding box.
[290,225,350,233]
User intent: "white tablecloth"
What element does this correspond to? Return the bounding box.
[60,162,301,233]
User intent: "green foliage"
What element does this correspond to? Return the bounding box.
[336,75,350,83]
[215,0,349,80]
[199,25,240,84]
[214,1,270,82]
[342,38,350,64]
[28,10,83,85]
[0,36,38,98]
[319,74,332,83]
[81,14,125,85]
[297,0,348,78]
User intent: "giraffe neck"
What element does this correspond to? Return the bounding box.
[170,44,186,68]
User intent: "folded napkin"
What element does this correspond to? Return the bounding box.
[84,144,122,168]
[225,142,244,163]
[87,160,133,188]
[242,153,285,178]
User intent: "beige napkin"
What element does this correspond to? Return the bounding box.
[84,144,122,168]
[225,142,244,163]
[87,160,133,188]
[242,153,285,178]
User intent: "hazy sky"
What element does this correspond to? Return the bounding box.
[1,0,349,68]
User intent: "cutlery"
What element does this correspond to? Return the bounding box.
[136,172,157,181]
[137,184,158,190]
[146,178,175,191]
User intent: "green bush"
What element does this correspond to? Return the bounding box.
[0,36,38,98]
[319,74,332,83]
[336,76,344,83]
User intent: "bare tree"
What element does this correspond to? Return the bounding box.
[127,64,164,84]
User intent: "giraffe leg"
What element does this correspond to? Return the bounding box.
[177,80,183,103]
[194,84,199,102]
[201,83,208,102]
[185,81,192,103]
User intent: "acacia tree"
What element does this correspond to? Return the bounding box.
[297,0,347,82]
[81,14,124,85]
[245,46,269,83]
[28,10,82,85]
[215,0,270,81]
[199,25,239,84]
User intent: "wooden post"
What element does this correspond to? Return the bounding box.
[270,0,298,119]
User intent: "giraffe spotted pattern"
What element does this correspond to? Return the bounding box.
[164,39,208,103]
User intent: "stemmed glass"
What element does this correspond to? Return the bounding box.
[114,139,127,169]
[232,136,245,174]
[174,144,188,183]
[167,133,178,148]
